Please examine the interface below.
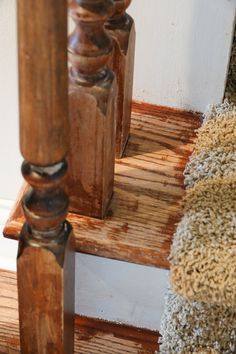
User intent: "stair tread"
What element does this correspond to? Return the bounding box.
[3,102,201,269]
[0,269,159,353]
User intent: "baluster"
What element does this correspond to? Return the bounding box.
[106,0,135,157]
[67,0,117,219]
[17,1,74,353]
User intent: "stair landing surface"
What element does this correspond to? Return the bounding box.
[3,102,201,269]
[0,269,159,354]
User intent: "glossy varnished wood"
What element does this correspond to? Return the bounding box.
[0,269,159,354]
[4,103,201,269]
[18,0,69,165]
[67,0,117,219]
[17,1,75,352]
[106,0,136,157]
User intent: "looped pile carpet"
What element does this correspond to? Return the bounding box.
[159,100,236,353]
[170,101,236,306]
[160,27,236,352]
[159,290,236,354]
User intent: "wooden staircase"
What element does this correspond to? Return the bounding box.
[0,0,201,352]
[1,105,200,354]
[4,103,200,269]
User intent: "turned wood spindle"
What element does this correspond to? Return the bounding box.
[106,0,135,157]
[17,1,74,353]
[68,0,117,219]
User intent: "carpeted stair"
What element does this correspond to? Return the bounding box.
[159,290,236,354]
[170,101,236,306]
[159,39,236,351]
[159,25,236,353]
[159,100,236,353]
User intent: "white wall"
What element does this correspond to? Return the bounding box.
[129,0,236,112]
[0,0,22,201]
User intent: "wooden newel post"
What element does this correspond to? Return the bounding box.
[106,0,135,157]
[17,1,75,353]
[67,0,117,219]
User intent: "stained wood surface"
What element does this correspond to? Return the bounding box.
[17,1,75,352]
[4,103,201,269]
[106,0,136,157]
[18,0,68,165]
[68,0,117,219]
[0,269,159,354]
[68,81,117,219]
[17,227,75,354]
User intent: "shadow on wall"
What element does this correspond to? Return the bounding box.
[186,0,236,112]
[224,21,236,103]
[129,0,236,112]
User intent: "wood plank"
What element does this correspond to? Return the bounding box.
[3,103,201,269]
[0,269,159,354]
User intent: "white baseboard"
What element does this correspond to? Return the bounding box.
[0,200,168,330]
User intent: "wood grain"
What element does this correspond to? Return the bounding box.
[0,269,159,354]
[4,103,201,269]
[67,0,117,219]
[106,0,136,157]
[17,1,75,352]
[18,0,68,166]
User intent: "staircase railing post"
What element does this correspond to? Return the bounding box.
[67,0,117,219]
[17,1,75,353]
[106,0,135,157]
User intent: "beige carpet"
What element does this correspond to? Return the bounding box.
[170,101,236,306]
[159,290,236,354]
[160,103,236,354]
[160,28,236,353]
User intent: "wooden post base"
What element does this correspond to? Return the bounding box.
[67,73,117,219]
[17,222,75,354]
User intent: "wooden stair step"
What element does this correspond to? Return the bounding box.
[0,269,159,353]
[3,103,201,269]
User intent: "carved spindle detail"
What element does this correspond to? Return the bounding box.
[68,0,114,85]
[106,0,135,157]
[21,161,68,234]
[110,0,132,23]
[67,0,117,218]
[17,1,74,353]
